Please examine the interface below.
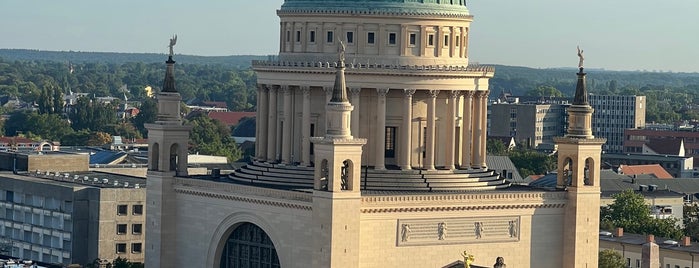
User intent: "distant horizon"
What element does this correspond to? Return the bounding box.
[2,48,696,74]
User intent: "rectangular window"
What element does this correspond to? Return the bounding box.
[117,205,127,216]
[296,30,301,42]
[309,30,316,43]
[346,31,354,44]
[428,34,435,46]
[388,33,397,45]
[456,37,460,46]
[133,204,143,215]
[409,33,416,46]
[132,224,143,235]
[444,35,450,46]
[132,243,143,254]
[116,224,127,235]
[116,243,127,254]
[385,127,396,158]
[367,32,375,44]
[326,31,334,43]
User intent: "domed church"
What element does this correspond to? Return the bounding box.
[145,1,604,267]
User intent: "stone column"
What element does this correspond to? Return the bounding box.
[350,88,361,137]
[281,86,293,164]
[266,86,278,163]
[256,84,269,161]
[425,90,439,170]
[445,91,458,170]
[460,91,474,169]
[301,86,311,166]
[375,88,389,170]
[471,91,483,169]
[479,90,490,168]
[401,89,416,170]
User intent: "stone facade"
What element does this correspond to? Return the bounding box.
[146,1,603,267]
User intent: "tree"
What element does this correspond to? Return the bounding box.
[601,189,683,240]
[188,112,242,162]
[525,85,564,98]
[132,97,157,137]
[486,138,507,155]
[598,249,625,268]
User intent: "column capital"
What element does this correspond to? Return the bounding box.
[281,85,291,94]
[301,86,311,95]
[427,90,440,98]
[404,89,416,97]
[448,90,460,99]
[474,90,489,98]
[257,84,267,91]
[323,86,334,94]
[350,87,362,96]
[377,88,390,96]
[462,90,475,97]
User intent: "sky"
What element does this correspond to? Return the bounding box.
[1,0,698,73]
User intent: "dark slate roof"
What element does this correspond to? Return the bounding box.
[600,232,699,253]
[645,138,683,155]
[486,155,523,182]
[529,169,699,196]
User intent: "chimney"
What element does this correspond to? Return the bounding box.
[614,227,624,237]
[641,235,659,268]
[682,236,691,247]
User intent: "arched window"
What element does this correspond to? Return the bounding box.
[219,223,279,268]
[563,157,573,186]
[320,159,329,191]
[584,157,594,186]
[151,143,160,171]
[170,143,179,171]
[341,160,352,190]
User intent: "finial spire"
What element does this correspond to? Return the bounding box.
[330,40,348,102]
[162,35,177,93]
[573,46,588,105]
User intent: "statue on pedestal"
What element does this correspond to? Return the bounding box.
[577,46,584,69]
[169,35,178,57]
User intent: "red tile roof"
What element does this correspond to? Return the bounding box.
[208,112,256,126]
[619,164,674,179]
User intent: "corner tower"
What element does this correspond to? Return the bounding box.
[145,36,192,268]
[555,48,605,267]
[310,44,367,268]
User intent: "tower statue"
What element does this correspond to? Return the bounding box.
[169,35,177,57]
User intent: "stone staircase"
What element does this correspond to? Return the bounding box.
[228,161,510,191]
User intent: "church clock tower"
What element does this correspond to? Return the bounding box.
[555,48,606,267]
[145,36,192,268]
[311,44,367,268]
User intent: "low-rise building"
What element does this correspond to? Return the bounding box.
[0,171,145,266]
[600,230,697,268]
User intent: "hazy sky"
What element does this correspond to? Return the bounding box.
[1,0,698,72]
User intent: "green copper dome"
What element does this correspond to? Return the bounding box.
[279,0,471,17]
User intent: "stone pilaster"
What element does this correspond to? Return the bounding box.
[479,90,489,168]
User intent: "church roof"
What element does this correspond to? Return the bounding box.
[279,0,471,17]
